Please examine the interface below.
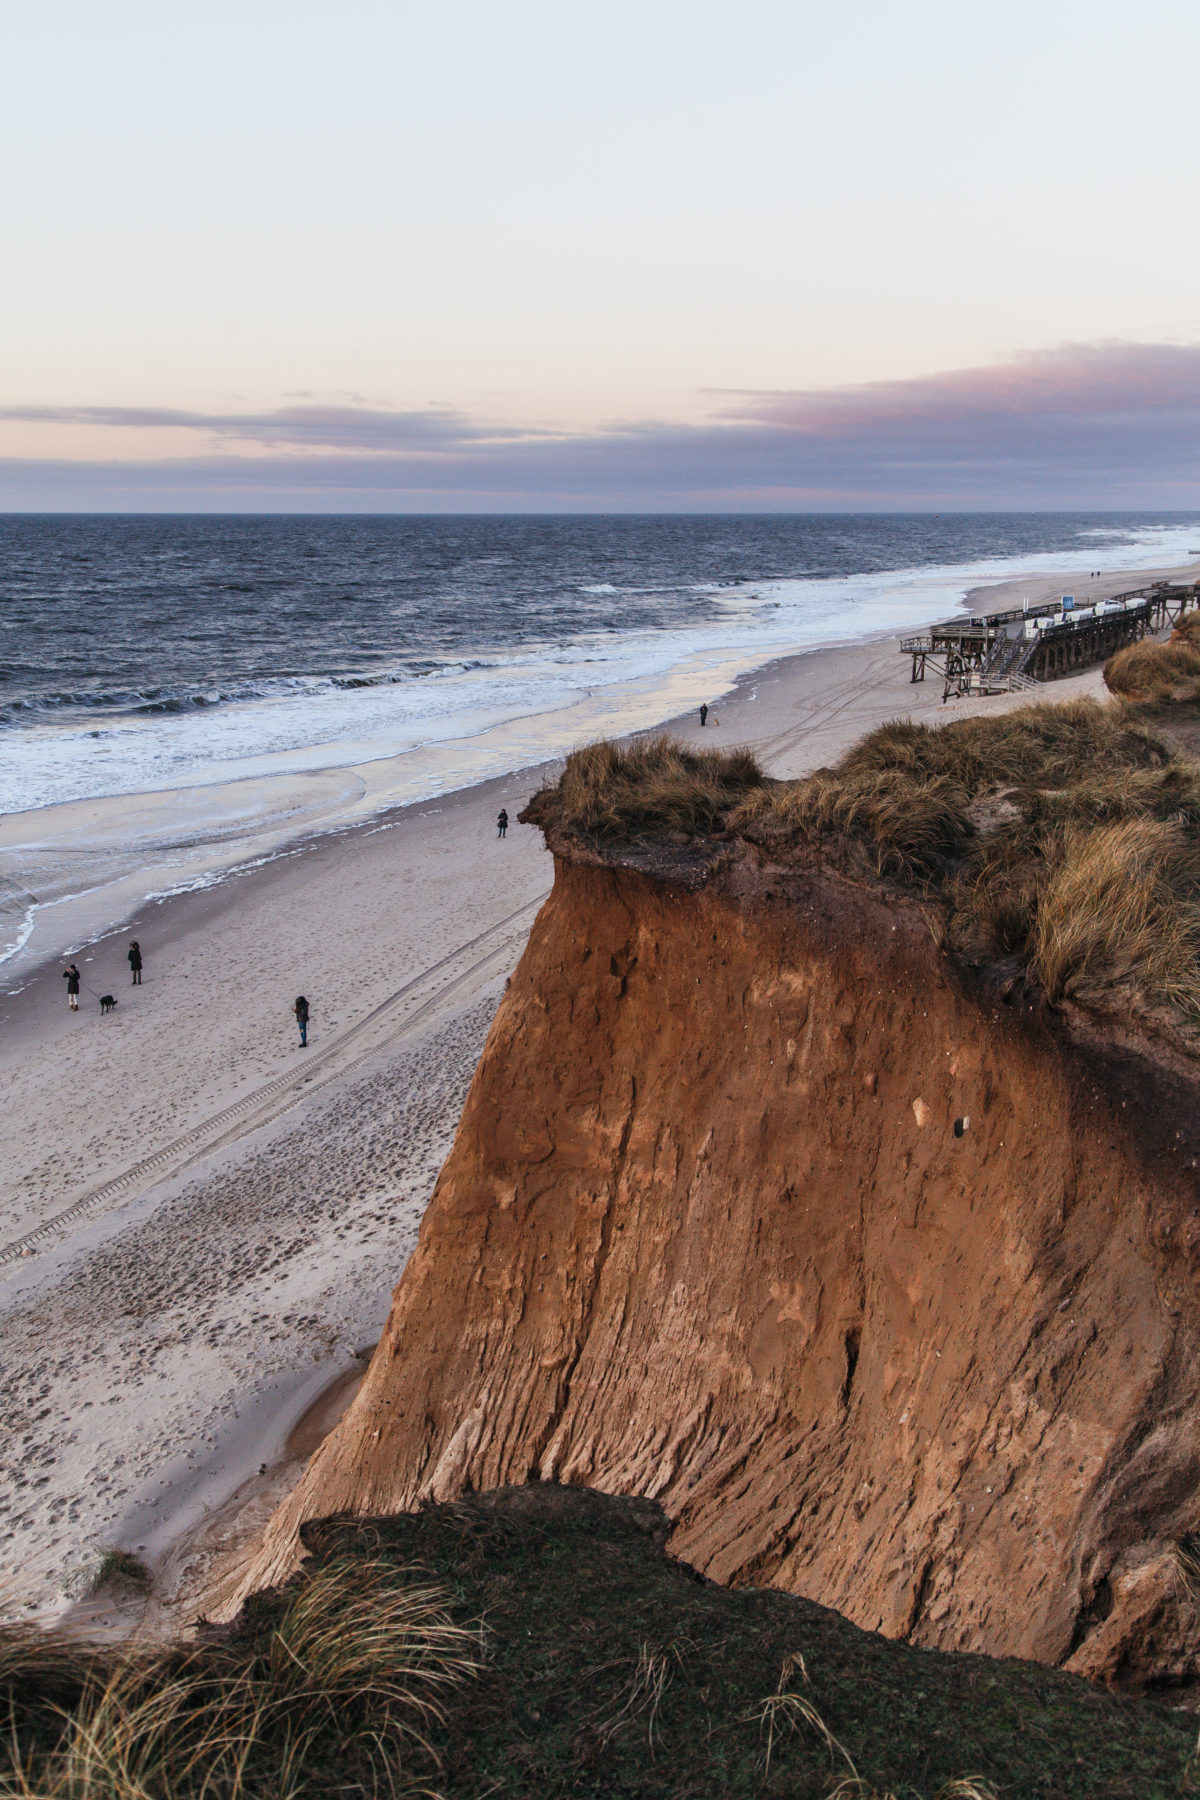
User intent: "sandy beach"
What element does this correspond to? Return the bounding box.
[2,551,1197,1625]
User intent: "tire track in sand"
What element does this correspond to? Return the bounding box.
[746,649,901,770]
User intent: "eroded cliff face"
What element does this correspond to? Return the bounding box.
[239,844,1200,1686]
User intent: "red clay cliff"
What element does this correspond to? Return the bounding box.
[235,830,1200,1689]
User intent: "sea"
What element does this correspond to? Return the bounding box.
[2,511,1199,977]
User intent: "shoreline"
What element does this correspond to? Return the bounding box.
[2,548,1198,1624]
[7,549,1196,1017]
[5,548,1197,993]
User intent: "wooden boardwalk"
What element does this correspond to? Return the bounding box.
[901,579,1200,701]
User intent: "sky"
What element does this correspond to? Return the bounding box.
[2,0,1199,510]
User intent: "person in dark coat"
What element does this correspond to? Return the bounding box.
[497,809,508,838]
[128,939,143,985]
[293,995,310,1047]
[63,963,81,1010]
[699,703,708,727]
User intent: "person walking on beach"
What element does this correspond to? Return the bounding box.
[699,703,708,727]
[63,963,81,1010]
[293,994,310,1047]
[127,939,143,985]
[497,808,508,838]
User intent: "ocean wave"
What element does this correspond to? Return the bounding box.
[1,518,1196,821]
[0,662,479,727]
[0,675,319,723]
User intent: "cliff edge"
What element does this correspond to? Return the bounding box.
[235,718,1200,1689]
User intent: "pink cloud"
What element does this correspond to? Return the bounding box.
[2,341,1198,509]
[717,341,1200,434]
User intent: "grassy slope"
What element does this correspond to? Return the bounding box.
[296,1489,1195,1799]
[7,1488,1198,1797]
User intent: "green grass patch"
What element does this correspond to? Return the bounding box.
[91,1548,153,1592]
[9,1488,1189,1798]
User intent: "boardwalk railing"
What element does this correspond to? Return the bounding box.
[903,579,1199,701]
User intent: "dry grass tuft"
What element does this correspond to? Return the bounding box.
[932,1784,1000,1800]
[593,1641,683,1750]
[750,1655,859,1785]
[731,767,972,883]
[834,697,1168,788]
[728,699,1200,1029]
[748,1656,1001,1800]
[0,1554,478,1799]
[1032,819,1200,1014]
[1173,1533,1200,1601]
[92,1549,152,1593]
[524,734,766,840]
[1106,609,1200,703]
[523,700,1200,1029]
[1105,636,1200,704]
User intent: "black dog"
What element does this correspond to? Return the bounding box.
[99,994,118,1015]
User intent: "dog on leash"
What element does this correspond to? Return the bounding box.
[99,994,118,1015]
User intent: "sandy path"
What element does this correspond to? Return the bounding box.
[1,556,1191,1620]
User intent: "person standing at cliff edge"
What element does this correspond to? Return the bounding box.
[497,808,508,838]
[63,963,81,1010]
[699,703,708,727]
[293,995,310,1047]
[127,939,143,985]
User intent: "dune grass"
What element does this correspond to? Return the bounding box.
[5,1490,1194,1798]
[1029,820,1200,1013]
[1105,612,1200,703]
[0,1554,478,1799]
[734,763,974,883]
[523,735,766,840]
[1105,637,1200,703]
[730,700,1200,1024]
[528,703,1200,1029]
[837,697,1158,784]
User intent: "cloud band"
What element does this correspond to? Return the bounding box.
[2,341,1198,509]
